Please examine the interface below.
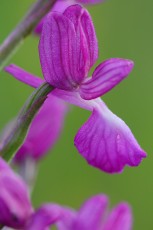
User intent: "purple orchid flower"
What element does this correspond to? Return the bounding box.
[14,93,67,163]
[0,157,33,229]
[25,195,132,230]
[34,0,104,35]
[5,5,146,173]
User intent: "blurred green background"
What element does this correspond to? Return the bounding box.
[0,0,153,229]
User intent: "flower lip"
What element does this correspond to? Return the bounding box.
[74,106,146,173]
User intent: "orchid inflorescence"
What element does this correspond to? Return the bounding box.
[0,0,146,229]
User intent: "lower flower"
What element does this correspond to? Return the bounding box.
[0,157,132,230]
[26,195,132,230]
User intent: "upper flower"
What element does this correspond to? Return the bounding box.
[5,5,146,173]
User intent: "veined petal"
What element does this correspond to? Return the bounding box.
[5,65,44,88]
[72,195,108,230]
[74,100,146,173]
[39,8,89,90]
[103,203,132,230]
[80,58,134,100]
[64,4,98,68]
[39,12,76,90]
[25,204,62,230]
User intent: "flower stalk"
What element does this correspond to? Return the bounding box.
[0,0,57,71]
[0,82,54,162]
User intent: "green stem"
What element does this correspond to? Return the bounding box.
[0,0,57,70]
[0,82,54,162]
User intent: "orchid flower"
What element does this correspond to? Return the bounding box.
[25,195,132,230]
[34,0,105,35]
[0,157,33,229]
[5,5,146,173]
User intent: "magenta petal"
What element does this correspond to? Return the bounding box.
[80,58,134,100]
[26,204,62,230]
[72,195,108,230]
[39,12,76,90]
[74,103,146,173]
[103,203,132,230]
[5,64,44,88]
[39,8,88,90]
[64,4,98,68]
